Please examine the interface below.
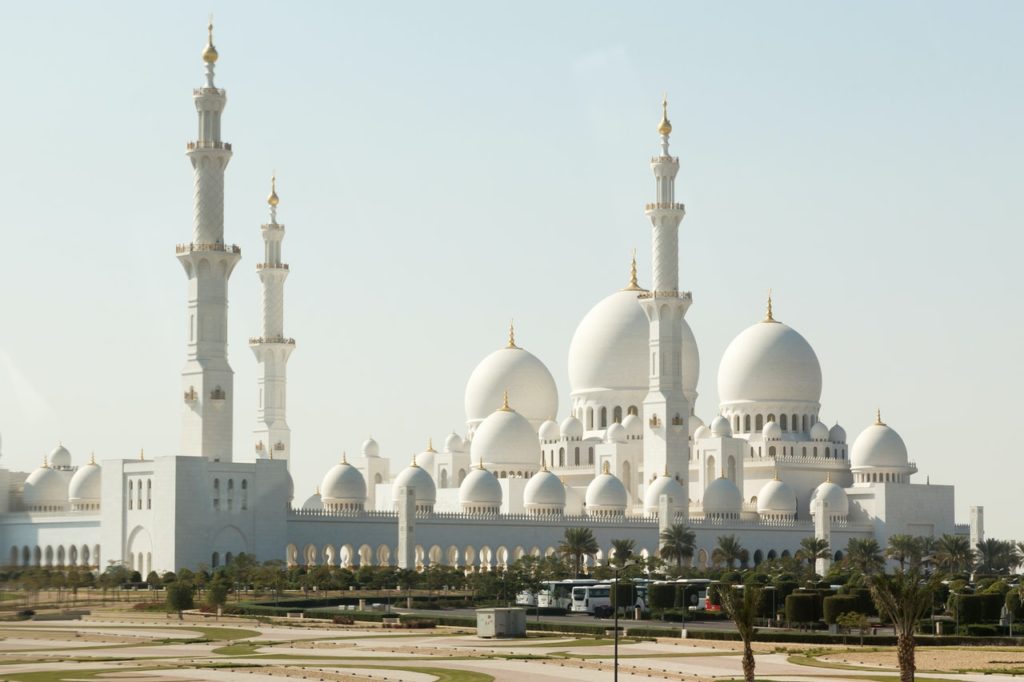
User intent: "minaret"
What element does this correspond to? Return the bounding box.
[640,96,692,486]
[177,22,240,462]
[250,175,295,465]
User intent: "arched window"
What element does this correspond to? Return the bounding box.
[767,413,775,423]
[558,447,565,467]
[146,479,152,509]
[586,407,594,430]
[213,479,220,510]
[744,415,751,432]
[825,447,831,458]
[792,414,799,432]
[599,407,608,428]
[802,447,807,457]
[734,415,740,432]
[212,551,220,568]
[440,469,448,488]
[613,406,622,424]
[225,552,233,565]
[780,414,788,431]
[627,405,638,416]
[802,414,809,432]
[755,415,764,431]
[128,480,134,510]
[241,479,248,510]
[574,447,580,466]
[768,446,777,457]
[727,456,736,482]
[458,469,466,485]
[227,479,234,511]
[588,447,594,464]
[136,479,142,509]
[813,447,818,458]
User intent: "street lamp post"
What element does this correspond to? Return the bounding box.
[612,560,635,682]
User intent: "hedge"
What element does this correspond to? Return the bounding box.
[955,593,1005,624]
[785,592,820,625]
[648,584,675,611]
[823,595,862,624]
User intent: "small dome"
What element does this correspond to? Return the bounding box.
[851,417,909,469]
[362,437,380,458]
[49,444,71,469]
[302,491,324,511]
[524,469,565,512]
[810,421,830,442]
[621,413,642,437]
[444,431,465,453]
[471,405,541,471]
[464,341,558,429]
[829,423,847,444]
[68,461,101,504]
[702,476,742,516]
[756,477,797,515]
[415,439,437,470]
[459,465,502,511]
[688,415,706,437]
[585,467,627,515]
[643,473,685,514]
[560,415,584,440]
[762,420,782,441]
[606,423,627,444]
[811,478,849,517]
[392,463,436,510]
[320,458,367,507]
[710,415,732,438]
[694,425,711,441]
[23,465,66,509]
[717,317,822,406]
[539,419,561,442]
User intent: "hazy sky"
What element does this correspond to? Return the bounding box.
[0,2,1020,539]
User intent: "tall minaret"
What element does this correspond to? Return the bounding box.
[250,176,295,465]
[640,96,692,488]
[177,22,240,462]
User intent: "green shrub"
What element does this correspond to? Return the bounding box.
[785,592,820,625]
[955,593,1005,624]
[648,583,675,611]
[965,624,1000,637]
[823,595,862,624]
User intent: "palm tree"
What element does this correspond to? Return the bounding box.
[846,538,884,575]
[712,535,745,569]
[868,568,942,682]
[795,537,830,569]
[659,523,696,569]
[718,583,762,682]
[558,527,599,577]
[934,534,972,575]
[975,538,1021,575]
[886,534,919,571]
[915,536,937,572]
[609,538,636,568]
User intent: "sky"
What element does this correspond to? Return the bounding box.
[0,1,1020,539]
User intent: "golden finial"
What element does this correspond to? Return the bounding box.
[268,173,280,207]
[764,288,776,322]
[663,459,669,477]
[826,471,832,483]
[774,470,780,481]
[411,452,418,467]
[540,455,548,472]
[500,389,511,411]
[426,437,436,452]
[42,454,48,469]
[315,485,320,495]
[202,17,219,64]
[341,451,347,464]
[507,319,517,348]
[477,458,484,471]
[139,448,145,461]
[875,408,884,426]
[89,452,95,465]
[623,248,642,291]
[658,93,672,136]
[602,460,610,475]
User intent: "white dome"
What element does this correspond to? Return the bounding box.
[694,425,711,441]
[585,469,628,515]
[621,413,642,437]
[23,465,66,509]
[702,476,742,516]
[471,406,542,471]
[320,460,367,506]
[362,437,380,458]
[68,461,101,503]
[560,415,583,440]
[717,318,822,406]
[392,463,436,510]
[524,469,566,511]
[539,419,560,442]
[444,431,465,453]
[688,415,705,437]
[643,474,686,514]
[458,466,502,510]
[302,492,324,511]
[811,478,849,517]
[851,418,909,469]
[606,423,627,444]
[464,344,558,428]
[810,421,830,441]
[756,478,797,515]
[762,420,782,441]
[49,444,71,469]
[568,288,699,397]
[829,423,847,444]
[285,470,294,501]
[415,441,438,470]
[710,415,732,437]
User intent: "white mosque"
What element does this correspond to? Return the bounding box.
[0,28,980,576]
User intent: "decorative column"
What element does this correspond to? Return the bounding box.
[641,97,693,488]
[250,176,295,464]
[178,22,240,462]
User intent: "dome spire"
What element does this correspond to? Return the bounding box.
[826,471,832,483]
[623,248,642,291]
[763,289,776,323]
[602,460,610,475]
[658,93,672,137]
[875,408,885,426]
[507,319,517,348]
[341,451,347,464]
[499,389,511,411]
[267,172,279,221]
[89,452,95,465]
[426,437,435,452]
[202,16,218,86]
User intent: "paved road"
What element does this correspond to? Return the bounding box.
[392,606,739,632]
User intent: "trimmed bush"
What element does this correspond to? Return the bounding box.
[955,593,1005,624]
[823,595,862,625]
[648,583,675,611]
[785,592,820,625]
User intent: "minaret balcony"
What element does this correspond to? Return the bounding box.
[176,242,241,255]
[644,202,685,211]
[186,140,232,151]
[193,87,226,97]
[256,263,289,270]
[249,336,296,346]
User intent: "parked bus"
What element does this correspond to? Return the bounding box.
[539,579,598,609]
[570,583,612,614]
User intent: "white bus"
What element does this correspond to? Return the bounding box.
[538,579,598,610]
[570,583,612,614]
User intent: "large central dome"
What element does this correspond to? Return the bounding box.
[717,315,821,406]
[568,288,698,398]
[465,339,557,430]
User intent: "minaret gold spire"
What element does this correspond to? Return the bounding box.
[268,173,279,207]
[507,319,517,348]
[202,17,218,64]
[658,93,672,136]
[623,249,642,291]
[764,289,776,322]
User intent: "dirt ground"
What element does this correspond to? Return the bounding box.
[823,648,1024,672]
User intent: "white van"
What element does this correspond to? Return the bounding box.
[570,584,611,614]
